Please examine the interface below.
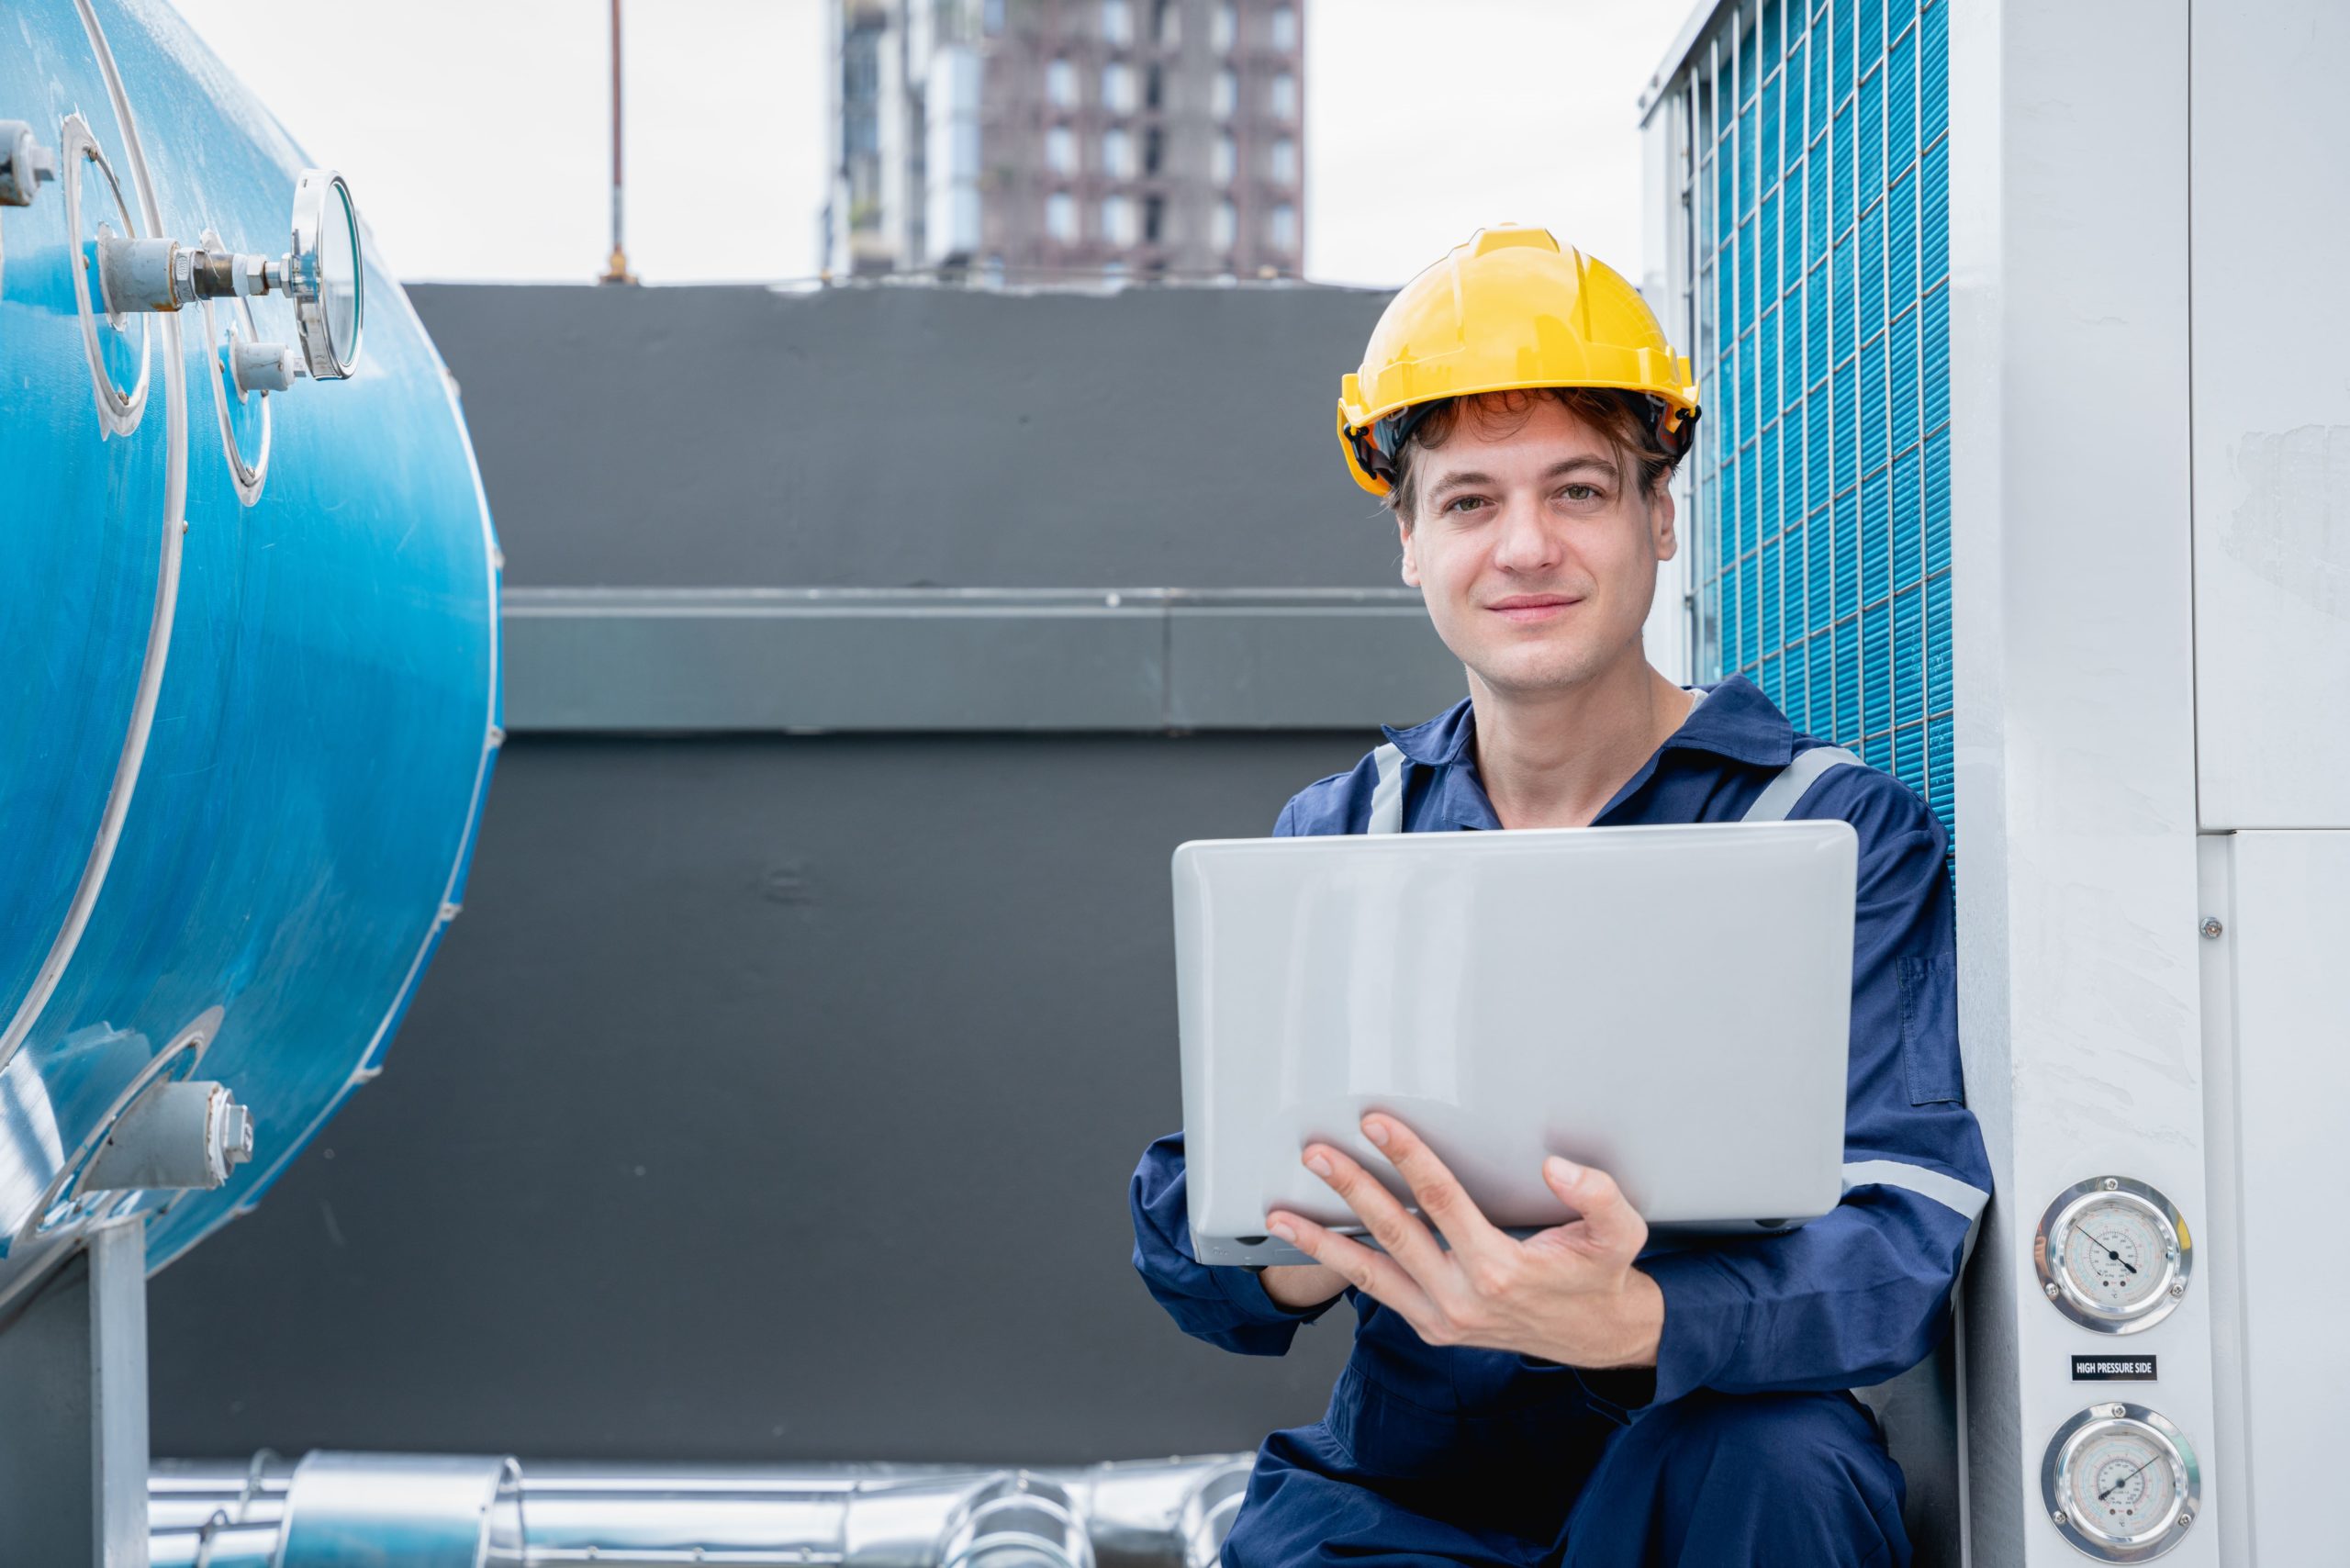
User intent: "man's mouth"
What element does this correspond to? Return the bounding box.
[1486,594,1583,624]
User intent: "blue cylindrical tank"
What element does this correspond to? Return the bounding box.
[0,0,497,1290]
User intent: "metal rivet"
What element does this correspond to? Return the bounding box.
[2200,917,2223,939]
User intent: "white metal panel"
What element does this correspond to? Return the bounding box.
[1948,0,2221,1562]
[2189,2,2350,830]
[1640,96,1693,687]
[2200,830,2350,1563]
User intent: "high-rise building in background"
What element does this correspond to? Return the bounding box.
[825,0,1304,283]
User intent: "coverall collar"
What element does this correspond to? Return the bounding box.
[1378,673,1797,772]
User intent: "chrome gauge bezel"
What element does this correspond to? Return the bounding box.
[2042,1402,2199,1562]
[286,168,362,379]
[2033,1176,2192,1333]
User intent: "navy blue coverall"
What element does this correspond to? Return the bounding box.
[1129,677,1992,1566]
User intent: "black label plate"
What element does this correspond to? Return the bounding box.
[2071,1354,2156,1381]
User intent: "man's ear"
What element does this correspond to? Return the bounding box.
[1398,510,1422,587]
[1650,484,1678,564]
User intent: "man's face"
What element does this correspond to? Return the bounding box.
[1398,397,1677,699]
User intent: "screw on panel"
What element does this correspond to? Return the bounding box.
[2052,1510,2067,1526]
[2178,1512,2193,1528]
[2201,917,2223,938]
[2103,1178,2120,1191]
[439,902,462,922]
[2044,1282,2061,1299]
[2169,1282,2186,1297]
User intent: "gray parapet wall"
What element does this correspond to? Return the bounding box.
[146,281,1460,1465]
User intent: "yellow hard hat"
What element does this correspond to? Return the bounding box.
[1336,225,1701,496]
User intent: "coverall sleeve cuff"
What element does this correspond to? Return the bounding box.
[1637,1250,1751,1408]
[1208,1261,1339,1325]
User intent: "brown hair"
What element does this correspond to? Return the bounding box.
[1383,387,1684,529]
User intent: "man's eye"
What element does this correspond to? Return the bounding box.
[1445,496,1488,514]
[1561,484,1603,502]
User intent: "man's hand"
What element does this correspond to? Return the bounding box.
[1265,1114,1662,1369]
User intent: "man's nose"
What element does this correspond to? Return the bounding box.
[1491,497,1562,573]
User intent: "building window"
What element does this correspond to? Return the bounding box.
[1047,126,1077,174]
[1102,194,1136,246]
[1102,0,1133,46]
[1047,191,1077,241]
[1213,132,1237,183]
[1103,126,1134,177]
[1270,72,1297,119]
[1047,58,1077,108]
[1213,68,1237,118]
[1153,0,1180,46]
[1212,2,1237,50]
[1268,202,1297,250]
[1270,4,1297,49]
[1144,124,1164,174]
[1269,136,1297,184]
[1144,193,1165,243]
[1102,62,1135,113]
[1214,198,1237,251]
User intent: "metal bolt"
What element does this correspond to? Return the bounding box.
[2052,1510,2068,1526]
[2103,1178,2120,1192]
[2169,1282,2186,1297]
[2178,1512,2193,1528]
[2165,1246,2179,1261]
[2044,1282,2061,1299]
[2201,917,2223,939]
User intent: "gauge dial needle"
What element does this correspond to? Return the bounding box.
[2086,1234,2138,1275]
[2098,1457,2154,1503]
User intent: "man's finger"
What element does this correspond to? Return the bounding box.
[1299,1142,1451,1290]
[1541,1156,1650,1260]
[1361,1114,1505,1261]
[1266,1208,1438,1325]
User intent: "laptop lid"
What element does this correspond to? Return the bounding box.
[1173,821,1856,1267]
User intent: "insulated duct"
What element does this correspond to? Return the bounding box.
[149,1451,1252,1568]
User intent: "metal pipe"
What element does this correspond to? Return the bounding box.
[151,1452,1253,1568]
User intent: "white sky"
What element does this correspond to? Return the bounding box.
[166,0,1692,289]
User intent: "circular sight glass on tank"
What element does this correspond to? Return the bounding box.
[2042,1404,2199,1562]
[2034,1176,2191,1332]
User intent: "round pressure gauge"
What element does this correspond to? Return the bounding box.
[2042,1403,2199,1562]
[286,169,363,379]
[2034,1176,2191,1333]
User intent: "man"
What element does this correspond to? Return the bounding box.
[1127,227,1990,1567]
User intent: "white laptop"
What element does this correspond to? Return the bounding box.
[1174,821,1857,1268]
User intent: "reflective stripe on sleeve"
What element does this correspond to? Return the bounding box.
[1840,1159,1990,1225]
